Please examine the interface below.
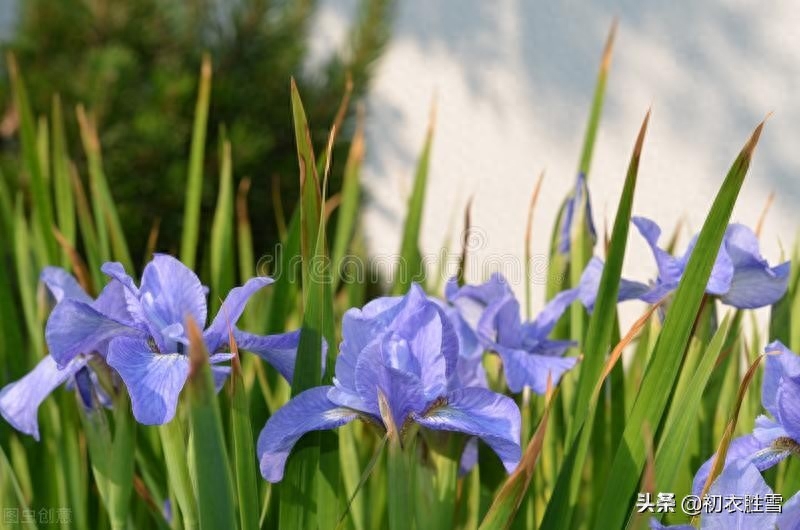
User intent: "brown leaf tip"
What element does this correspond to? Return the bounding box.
[601,18,619,73]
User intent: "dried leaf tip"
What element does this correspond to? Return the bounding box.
[633,109,651,159]
[427,93,438,135]
[185,316,208,380]
[200,53,212,79]
[743,117,769,159]
[600,18,619,73]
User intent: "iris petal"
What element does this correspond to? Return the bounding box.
[257,386,357,482]
[204,276,273,351]
[0,355,86,440]
[414,387,521,473]
[106,336,190,425]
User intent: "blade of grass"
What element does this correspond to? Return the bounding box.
[180,55,212,270]
[393,101,436,295]
[653,314,732,494]
[7,53,57,262]
[209,137,235,313]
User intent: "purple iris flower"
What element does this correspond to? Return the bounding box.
[97,254,304,425]
[440,274,515,389]
[579,216,790,311]
[32,253,301,427]
[257,284,522,482]
[692,341,800,497]
[0,267,122,440]
[474,286,579,394]
[653,460,799,529]
[558,172,597,255]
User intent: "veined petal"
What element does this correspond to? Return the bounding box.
[257,386,357,482]
[720,261,790,309]
[140,254,207,336]
[702,460,776,530]
[414,387,521,473]
[235,329,323,383]
[495,345,578,394]
[204,276,273,351]
[0,355,87,440]
[40,267,91,303]
[107,337,190,425]
[46,299,138,366]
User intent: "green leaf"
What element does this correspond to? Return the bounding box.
[393,104,435,295]
[185,317,238,530]
[592,120,766,530]
[159,418,198,529]
[229,341,261,530]
[76,106,133,269]
[209,137,235,313]
[8,54,57,262]
[654,314,732,494]
[331,111,364,291]
[577,20,617,179]
[51,95,76,268]
[280,79,327,530]
[180,55,213,270]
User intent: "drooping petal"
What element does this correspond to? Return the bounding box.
[648,520,693,530]
[257,386,357,482]
[691,432,788,495]
[576,257,651,311]
[46,299,139,366]
[701,460,776,530]
[495,344,578,394]
[0,355,87,440]
[235,329,323,383]
[40,267,92,303]
[139,254,208,340]
[414,387,521,473]
[458,437,479,475]
[106,337,190,425]
[720,261,790,309]
[776,370,800,442]
[632,217,683,286]
[763,341,800,419]
[778,491,800,530]
[204,276,273,351]
[527,287,580,338]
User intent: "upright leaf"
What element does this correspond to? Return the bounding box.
[592,121,766,529]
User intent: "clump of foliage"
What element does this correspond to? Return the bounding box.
[2,0,392,260]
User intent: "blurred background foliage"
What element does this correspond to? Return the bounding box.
[0,0,393,264]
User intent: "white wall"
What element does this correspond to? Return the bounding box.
[314,1,799,325]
